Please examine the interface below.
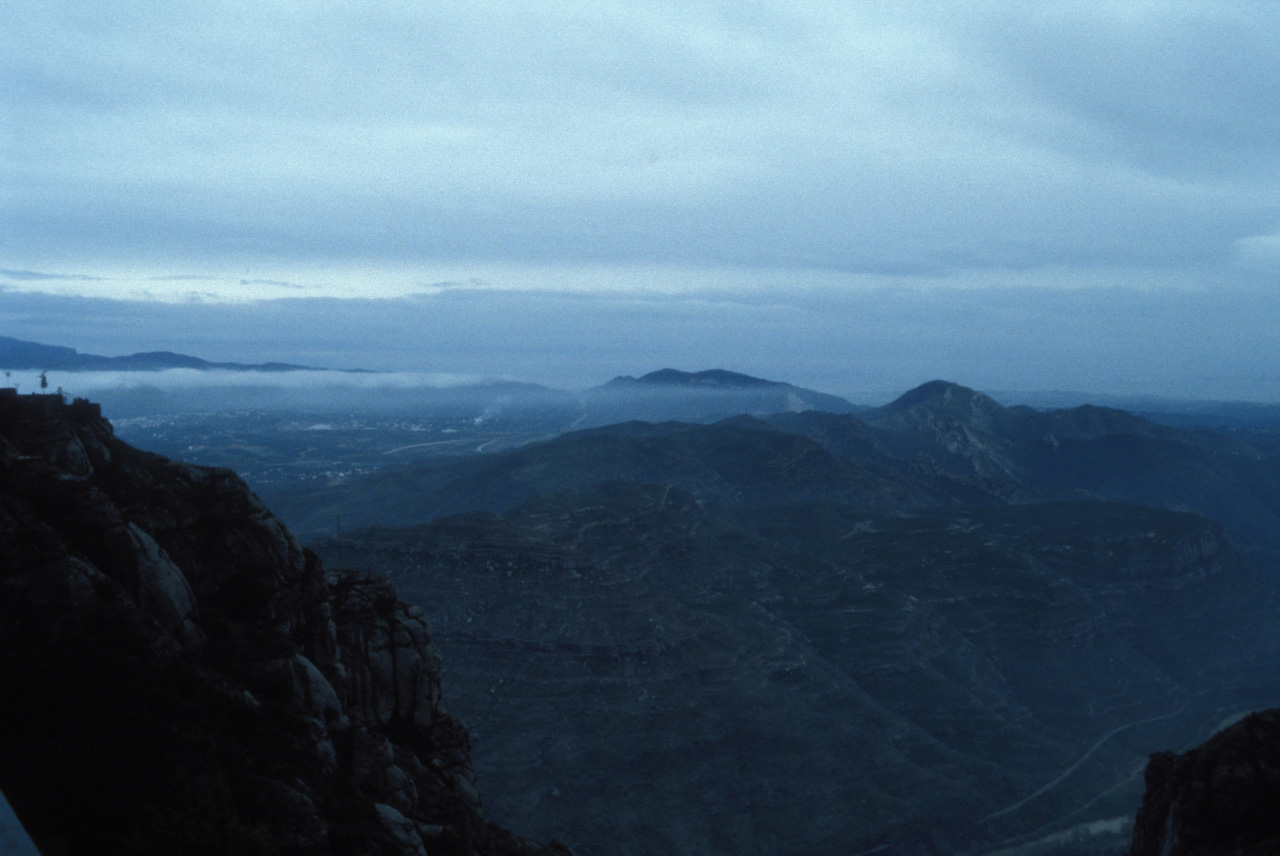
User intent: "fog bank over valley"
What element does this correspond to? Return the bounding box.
[4,281,1280,405]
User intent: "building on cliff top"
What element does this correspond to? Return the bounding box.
[0,388,101,425]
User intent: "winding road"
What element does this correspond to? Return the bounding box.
[979,702,1189,823]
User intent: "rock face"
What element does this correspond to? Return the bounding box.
[1129,710,1280,856]
[0,395,567,856]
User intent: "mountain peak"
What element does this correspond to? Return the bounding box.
[586,369,861,426]
[608,369,777,389]
[881,380,1003,416]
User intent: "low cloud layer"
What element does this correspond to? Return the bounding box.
[3,285,1277,403]
[1,368,487,396]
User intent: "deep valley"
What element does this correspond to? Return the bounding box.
[7,369,1280,855]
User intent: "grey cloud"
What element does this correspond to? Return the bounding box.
[1234,231,1280,270]
[0,269,106,282]
[6,3,1278,278]
[952,4,1280,179]
[240,279,312,290]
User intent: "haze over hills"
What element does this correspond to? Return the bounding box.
[293,381,1280,854]
[270,416,978,538]
[272,379,1280,558]
[1,337,586,423]
[12,335,1280,435]
[579,367,864,427]
[859,382,1280,556]
[0,335,316,372]
[3,338,865,430]
[259,377,1280,854]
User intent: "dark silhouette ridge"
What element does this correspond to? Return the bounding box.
[0,398,569,855]
[1130,710,1280,855]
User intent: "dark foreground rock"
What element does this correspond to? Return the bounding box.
[0,394,568,856]
[1130,709,1280,856]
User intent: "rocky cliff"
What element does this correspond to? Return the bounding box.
[0,395,568,856]
[1129,710,1280,856]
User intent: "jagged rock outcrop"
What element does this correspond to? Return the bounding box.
[0,395,568,856]
[1130,709,1280,856]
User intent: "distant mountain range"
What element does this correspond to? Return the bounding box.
[274,378,1280,554]
[604,368,817,391]
[288,377,1280,854]
[0,336,313,372]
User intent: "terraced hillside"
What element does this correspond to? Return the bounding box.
[278,380,1280,855]
[317,492,1280,856]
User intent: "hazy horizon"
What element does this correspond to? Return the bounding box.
[5,3,1279,402]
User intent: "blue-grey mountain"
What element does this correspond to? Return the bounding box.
[0,335,313,372]
[281,379,1280,855]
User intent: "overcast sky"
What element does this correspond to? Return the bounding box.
[3,2,1279,400]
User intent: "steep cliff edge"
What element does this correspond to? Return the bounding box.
[0,394,568,856]
[1129,710,1280,856]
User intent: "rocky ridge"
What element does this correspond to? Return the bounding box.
[0,393,567,856]
[273,379,1280,558]
[1129,711,1280,855]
